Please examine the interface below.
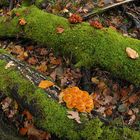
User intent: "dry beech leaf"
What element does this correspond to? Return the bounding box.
[27,126,51,140]
[128,114,136,125]
[38,80,54,89]
[11,45,24,55]
[28,57,37,65]
[50,57,62,65]
[127,109,133,115]
[19,127,28,136]
[121,88,128,97]
[91,77,99,84]
[128,95,138,104]
[67,111,81,124]
[105,108,113,116]
[126,47,139,59]
[19,18,27,25]
[17,52,28,61]
[90,93,98,100]
[97,81,107,90]
[56,26,64,34]
[104,95,113,105]
[5,61,15,69]
[1,97,12,110]
[96,106,106,114]
[36,62,47,73]
[22,110,33,120]
[58,92,64,103]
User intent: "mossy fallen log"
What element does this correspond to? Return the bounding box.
[0,6,140,86]
[0,50,140,140]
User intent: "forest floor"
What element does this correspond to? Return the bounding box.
[0,0,140,140]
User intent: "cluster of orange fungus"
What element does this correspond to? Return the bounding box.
[90,20,103,29]
[62,87,94,112]
[68,14,83,24]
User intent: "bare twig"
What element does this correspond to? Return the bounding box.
[83,0,135,20]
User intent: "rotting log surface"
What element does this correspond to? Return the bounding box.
[0,50,140,140]
[0,6,139,86]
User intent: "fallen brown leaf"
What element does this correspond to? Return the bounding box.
[19,18,27,25]
[50,57,62,65]
[10,45,24,55]
[5,61,15,69]
[105,108,113,116]
[19,127,28,136]
[56,26,64,34]
[22,110,33,120]
[67,111,81,124]
[27,126,51,140]
[38,80,54,89]
[128,95,138,104]
[126,47,139,59]
[28,57,37,65]
[91,77,99,84]
[36,62,47,73]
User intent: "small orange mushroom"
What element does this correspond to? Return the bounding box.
[62,87,94,112]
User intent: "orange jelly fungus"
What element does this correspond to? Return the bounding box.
[62,87,94,112]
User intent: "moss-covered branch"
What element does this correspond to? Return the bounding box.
[0,6,139,86]
[0,50,140,140]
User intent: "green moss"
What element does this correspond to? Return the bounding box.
[123,127,140,140]
[80,118,103,140]
[35,0,44,7]
[101,125,140,140]
[0,6,139,86]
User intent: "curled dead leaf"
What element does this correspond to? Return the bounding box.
[22,110,33,120]
[91,77,99,84]
[19,18,27,25]
[28,57,37,65]
[128,95,138,104]
[56,26,64,34]
[5,61,15,69]
[38,80,54,89]
[67,111,81,124]
[19,127,28,136]
[105,108,113,116]
[27,125,51,140]
[36,62,47,73]
[126,47,139,59]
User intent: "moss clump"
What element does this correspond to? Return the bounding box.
[80,118,103,140]
[123,127,140,140]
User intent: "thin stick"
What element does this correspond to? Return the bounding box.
[83,0,135,20]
